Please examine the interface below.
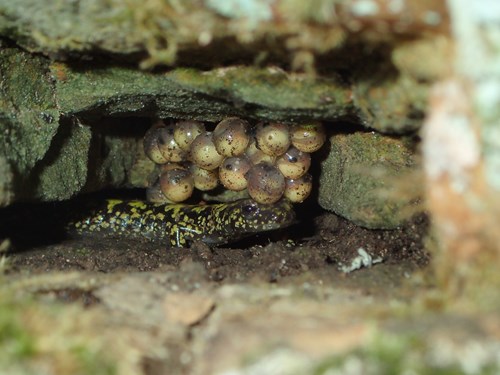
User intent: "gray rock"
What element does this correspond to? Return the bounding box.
[319,132,420,229]
[0,47,60,204]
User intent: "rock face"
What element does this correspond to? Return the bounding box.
[319,132,419,229]
[0,47,61,202]
[0,0,441,226]
[0,45,426,208]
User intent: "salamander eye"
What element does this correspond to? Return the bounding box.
[241,203,258,215]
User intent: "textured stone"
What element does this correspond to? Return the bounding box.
[319,132,419,229]
[0,48,60,173]
[53,63,354,123]
[353,69,429,134]
[0,47,60,204]
[33,122,91,201]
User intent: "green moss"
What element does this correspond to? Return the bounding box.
[34,122,92,201]
[55,63,353,123]
[319,132,419,229]
[71,345,116,375]
[353,68,428,134]
[168,67,353,120]
[0,48,60,174]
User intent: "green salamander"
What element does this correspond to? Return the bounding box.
[69,198,295,247]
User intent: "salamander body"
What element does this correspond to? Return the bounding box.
[69,198,295,247]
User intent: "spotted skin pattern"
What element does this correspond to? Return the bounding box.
[69,199,295,247]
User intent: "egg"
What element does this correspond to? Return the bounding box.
[155,125,186,163]
[146,179,174,203]
[276,146,311,179]
[284,174,313,203]
[255,122,291,156]
[246,162,285,204]
[174,120,205,151]
[191,164,219,191]
[213,117,251,156]
[219,156,251,191]
[290,122,326,153]
[159,168,194,202]
[189,132,224,170]
[143,127,171,164]
[245,138,276,165]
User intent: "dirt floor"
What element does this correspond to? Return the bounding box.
[2,200,500,374]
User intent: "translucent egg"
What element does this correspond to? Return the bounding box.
[189,132,224,170]
[255,122,291,156]
[290,122,326,153]
[143,127,171,164]
[190,164,219,191]
[246,162,285,204]
[174,120,205,151]
[146,179,173,203]
[219,156,251,191]
[284,174,313,203]
[159,168,194,202]
[276,146,311,179]
[245,138,276,165]
[213,117,250,156]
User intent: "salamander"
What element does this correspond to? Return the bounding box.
[68,198,296,247]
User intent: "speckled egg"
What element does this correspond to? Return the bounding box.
[174,120,205,151]
[213,117,251,157]
[284,174,313,203]
[255,122,291,157]
[189,132,224,170]
[245,138,276,165]
[219,156,252,191]
[290,122,326,153]
[190,164,219,191]
[276,146,311,179]
[246,162,286,204]
[159,168,194,202]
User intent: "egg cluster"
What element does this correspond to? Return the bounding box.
[143,117,326,205]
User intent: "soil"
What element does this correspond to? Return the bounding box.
[3,200,497,374]
[5,203,429,281]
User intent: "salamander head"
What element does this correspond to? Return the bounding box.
[224,198,296,234]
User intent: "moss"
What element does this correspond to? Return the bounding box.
[168,67,353,120]
[55,63,353,123]
[0,155,13,206]
[319,132,420,229]
[34,122,92,201]
[353,67,428,134]
[0,298,36,361]
[0,47,60,175]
